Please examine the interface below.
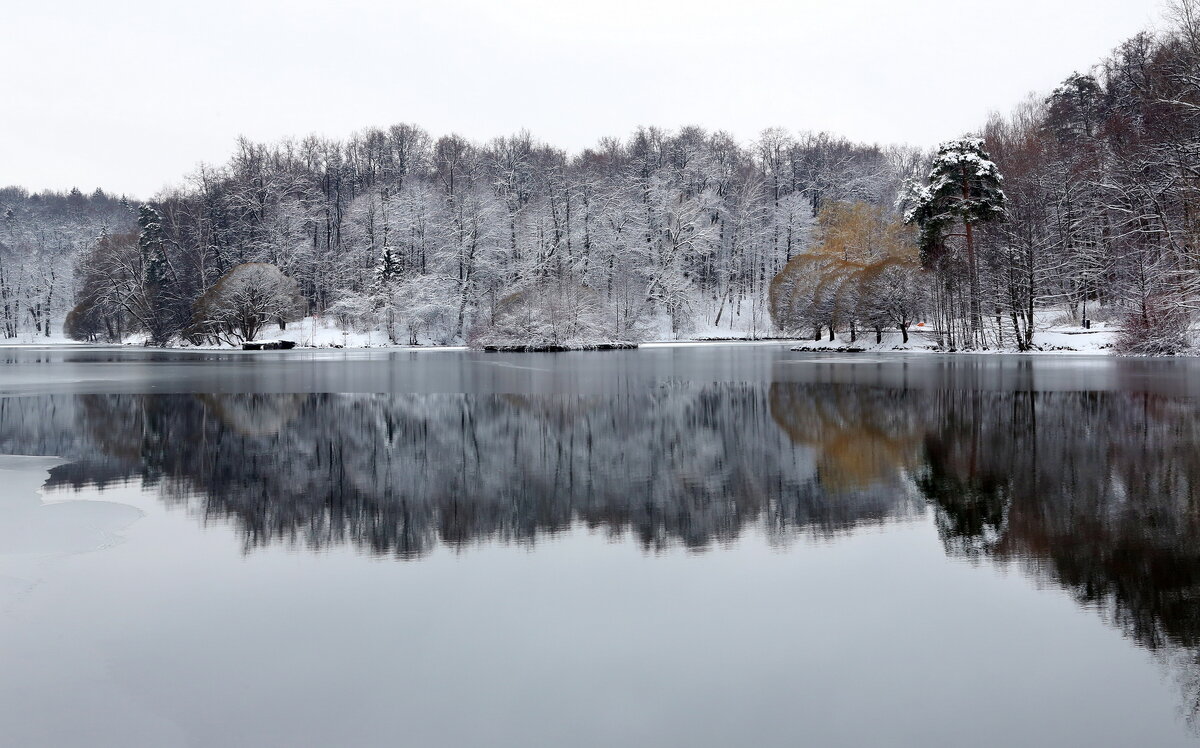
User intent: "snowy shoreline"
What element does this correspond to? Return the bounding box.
[0,311,1133,355]
[0,327,1127,355]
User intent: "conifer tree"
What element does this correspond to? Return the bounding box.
[136,204,174,343]
[138,204,168,287]
[377,244,400,286]
[903,138,1006,347]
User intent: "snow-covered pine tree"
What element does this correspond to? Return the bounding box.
[377,244,400,286]
[136,204,175,343]
[903,137,1006,347]
[371,244,403,341]
[137,204,168,286]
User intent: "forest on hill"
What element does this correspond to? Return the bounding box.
[3,0,1199,351]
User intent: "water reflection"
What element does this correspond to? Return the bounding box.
[6,364,1200,721]
[907,385,1200,721]
[2,387,920,557]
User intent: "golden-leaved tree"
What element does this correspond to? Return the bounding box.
[769,201,924,343]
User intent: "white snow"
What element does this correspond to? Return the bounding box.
[0,309,1132,356]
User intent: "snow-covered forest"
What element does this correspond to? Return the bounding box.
[2,1,1199,351]
[55,126,906,347]
[0,187,133,340]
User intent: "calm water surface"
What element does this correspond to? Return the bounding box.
[3,345,1200,747]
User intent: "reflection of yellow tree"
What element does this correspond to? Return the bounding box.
[197,394,303,437]
[499,394,604,426]
[768,383,924,492]
[769,201,920,341]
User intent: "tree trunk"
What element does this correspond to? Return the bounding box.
[962,169,982,347]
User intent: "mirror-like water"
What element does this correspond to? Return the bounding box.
[4,346,1200,746]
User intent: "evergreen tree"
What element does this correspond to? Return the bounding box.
[903,137,1006,347]
[377,244,400,287]
[1045,73,1106,144]
[136,204,174,343]
[373,244,402,342]
[138,204,168,288]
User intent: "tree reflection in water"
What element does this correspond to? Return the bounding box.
[4,366,1200,721]
[19,387,919,557]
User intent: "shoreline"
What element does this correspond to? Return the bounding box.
[0,338,1132,356]
[0,324,1130,355]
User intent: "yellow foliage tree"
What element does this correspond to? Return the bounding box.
[769,201,922,342]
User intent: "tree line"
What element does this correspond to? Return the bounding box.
[58,127,904,346]
[0,187,133,340]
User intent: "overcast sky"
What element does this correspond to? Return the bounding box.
[1,0,1167,198]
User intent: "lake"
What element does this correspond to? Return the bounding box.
[3,345,1200,747]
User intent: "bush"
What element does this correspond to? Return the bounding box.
[190,263,303,344]
[63,302,102,341]
[1116,301,1192,355]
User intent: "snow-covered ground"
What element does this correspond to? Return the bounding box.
[789,323,1119,354]
[0,331,95,346]
[0,315,1125,354]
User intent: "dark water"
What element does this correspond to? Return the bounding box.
[3,346,1200,746]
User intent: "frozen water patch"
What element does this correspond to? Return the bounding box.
[0,455,144,615]
[0,455,144,557]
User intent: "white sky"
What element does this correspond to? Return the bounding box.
[1,0,1167,198]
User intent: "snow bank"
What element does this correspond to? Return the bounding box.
[0,313,1131,356]
[788,326,1120,354]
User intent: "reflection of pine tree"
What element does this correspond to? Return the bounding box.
[916,436,1010,557]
